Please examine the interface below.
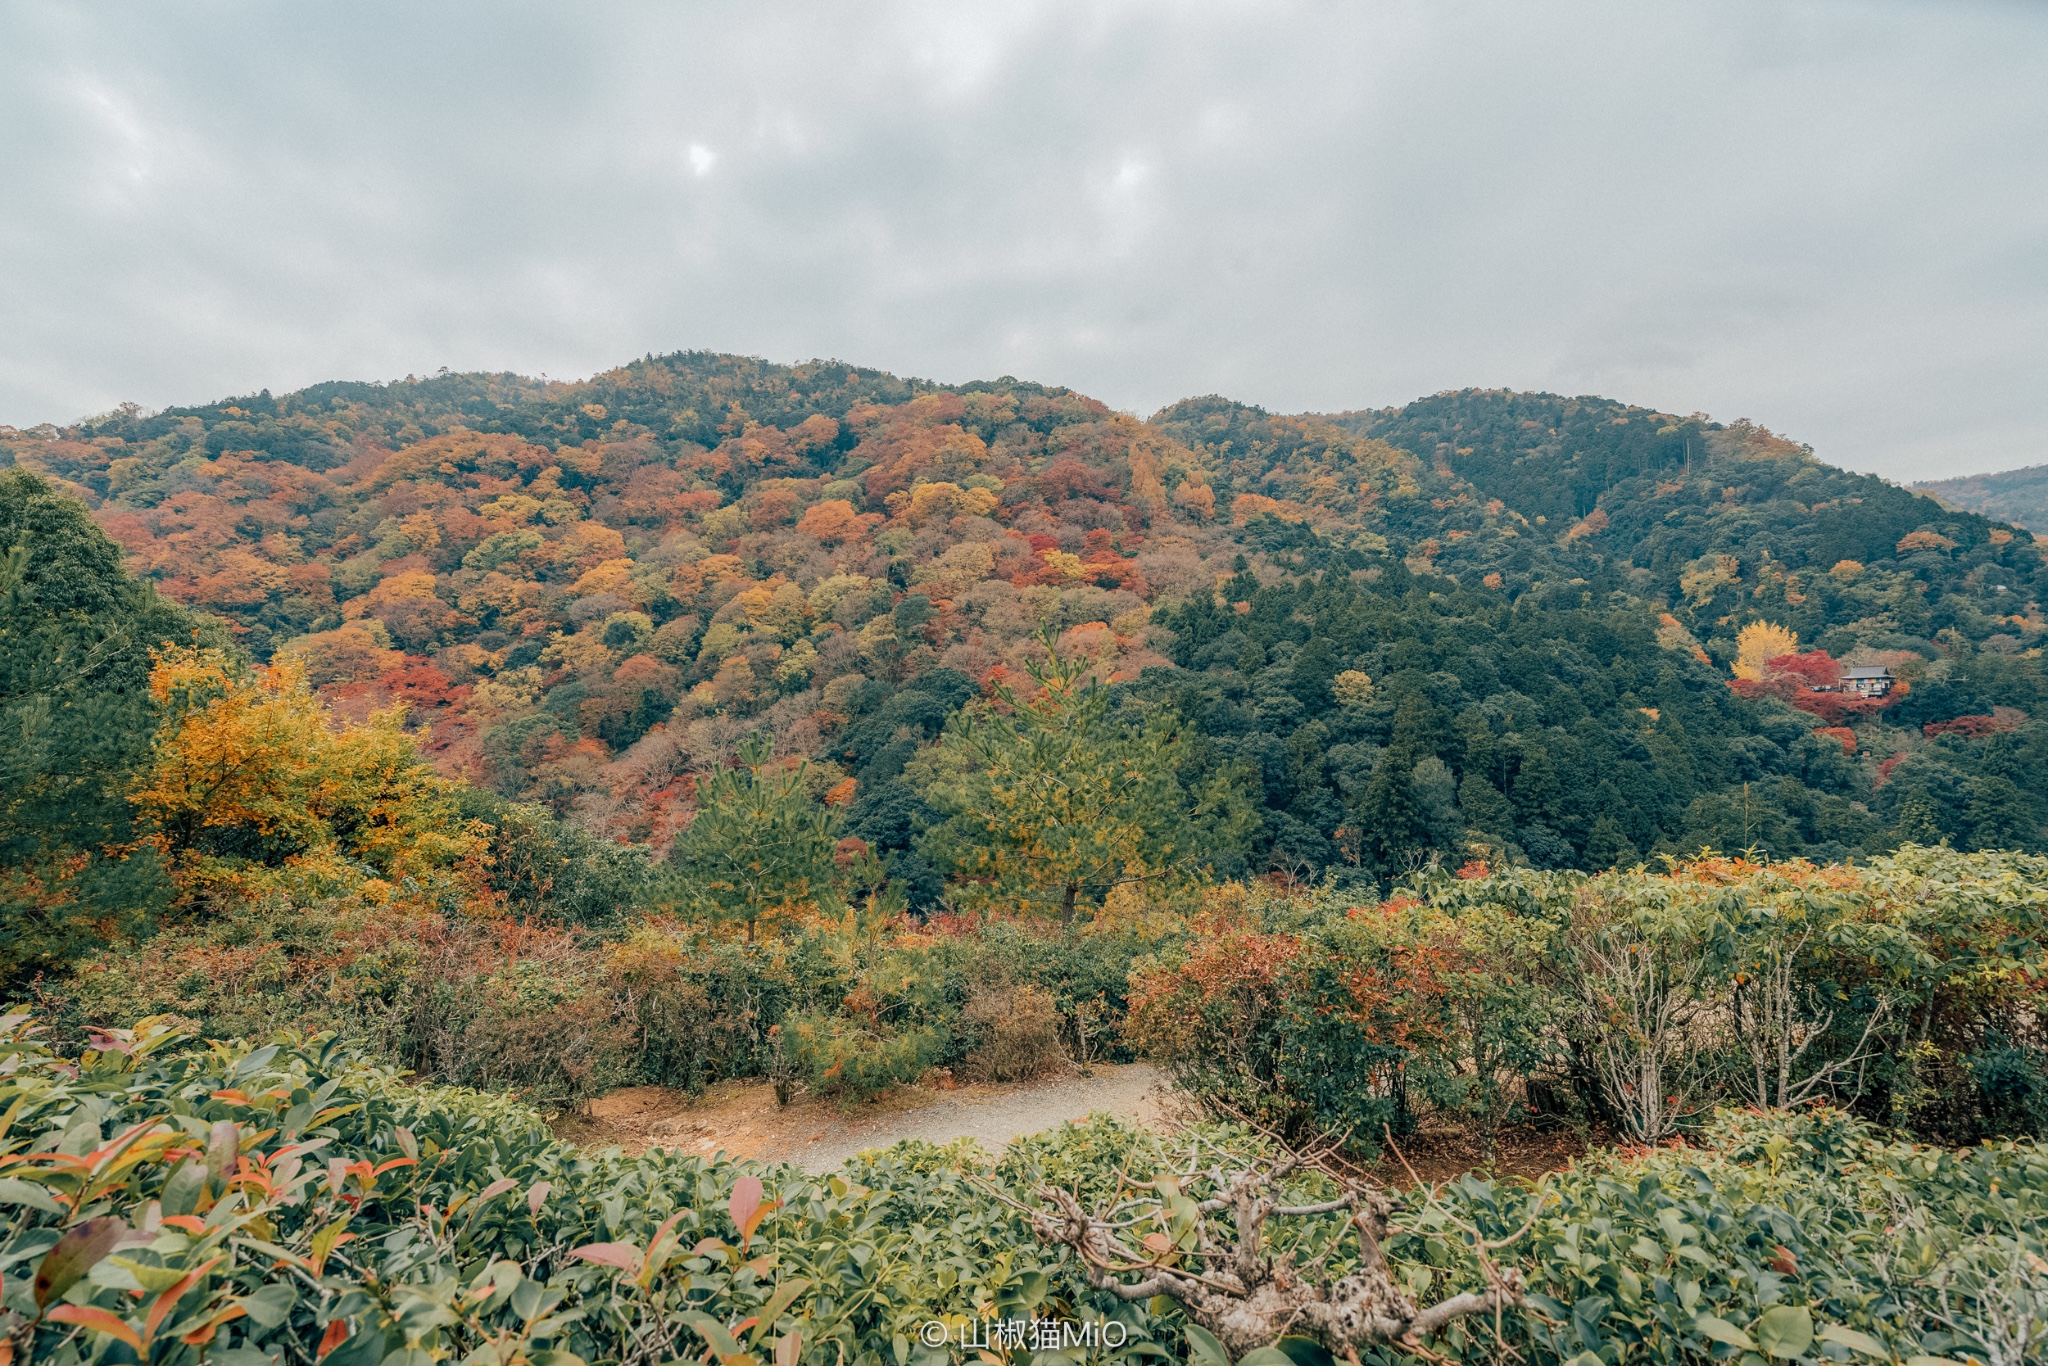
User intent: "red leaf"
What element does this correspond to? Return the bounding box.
[729,1176,763,1241]
[316,1318,350,1361]
[649,1208,689,1250]
[571,1242,646,1275]
[144,1255,222,1340]
[46,1306,143,1353]
[180,1302,246,1346]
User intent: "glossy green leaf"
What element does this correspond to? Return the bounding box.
[1693,1313,1756,1352]
[1753,1305,1813,1359]
[1184,1324,1230,1366]
[1818,1325,1888,1358]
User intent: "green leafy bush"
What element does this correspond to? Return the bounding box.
[1137,848,2048,1154]
[776,1010,946,1101]
[0,1014,1103,1366]
[1495,1106,2048,1366]
[2,1013,2044,1365]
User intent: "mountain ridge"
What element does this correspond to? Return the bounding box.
[4,349,2042,876]
[1916,462,2048,533]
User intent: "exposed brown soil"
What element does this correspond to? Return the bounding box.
[1358,1122,1599,1186]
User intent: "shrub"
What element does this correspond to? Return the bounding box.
[1125,909,1456,1150]
[960,983,1066,1082]
[456,786,665,927]
[0,1014,1095,1365]
[1425,849,2048,1146]
[2,1013,2044,1366]
[1135,849,2048,1156]
[1969,1032,2048,1139]
[778,1009,945,1100]
[608,926,818,1092]
[460,970,635,1114]
[1124,925,1313,1131]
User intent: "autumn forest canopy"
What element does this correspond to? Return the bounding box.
[8,353,2044,894]
[5,353,2048,1364]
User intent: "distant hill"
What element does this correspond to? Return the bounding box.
[3,354,2042,876]
[1916,464,2048,533]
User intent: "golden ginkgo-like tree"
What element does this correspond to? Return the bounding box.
[133,646,480,903]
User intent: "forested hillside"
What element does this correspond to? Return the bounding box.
[5,355,2041,884]
[1918,462,2048,533]
[6,360,2048,1366]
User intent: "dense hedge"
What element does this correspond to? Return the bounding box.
[3,1016,2044,1364]
[1131,849,2048,1156]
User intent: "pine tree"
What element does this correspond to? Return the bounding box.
[670,735,841,938]
[918,636,1251,921]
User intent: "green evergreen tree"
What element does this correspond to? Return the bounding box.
[1965,775,2041,852]
[0,471,200,987]
[1455,708,1503,789]
[669,735,841,939]
[1355,749,1426,876]
[1890,790,1951,848]
[1509,743,1561,825]
[1388,690,1448,758]
[1584,815,1641,869]
[1457,771,1514,838]
[918,637,1251,921]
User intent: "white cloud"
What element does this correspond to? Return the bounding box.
[0,0,2042,481]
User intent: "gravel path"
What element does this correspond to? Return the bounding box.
[772,1062,1173,1171]
[559,1063,1178,1172]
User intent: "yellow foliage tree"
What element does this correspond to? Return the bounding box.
[1732,621,1799,681]
[132,646,482,903]
[1332,670,1377,708]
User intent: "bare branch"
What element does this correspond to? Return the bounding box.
[1016,1136,1535,1359]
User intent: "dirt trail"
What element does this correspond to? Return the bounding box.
[554,1063,1178,1172]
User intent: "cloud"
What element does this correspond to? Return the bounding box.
[0,0,2042,480]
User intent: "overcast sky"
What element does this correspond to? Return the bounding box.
[2,1,2043,480]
